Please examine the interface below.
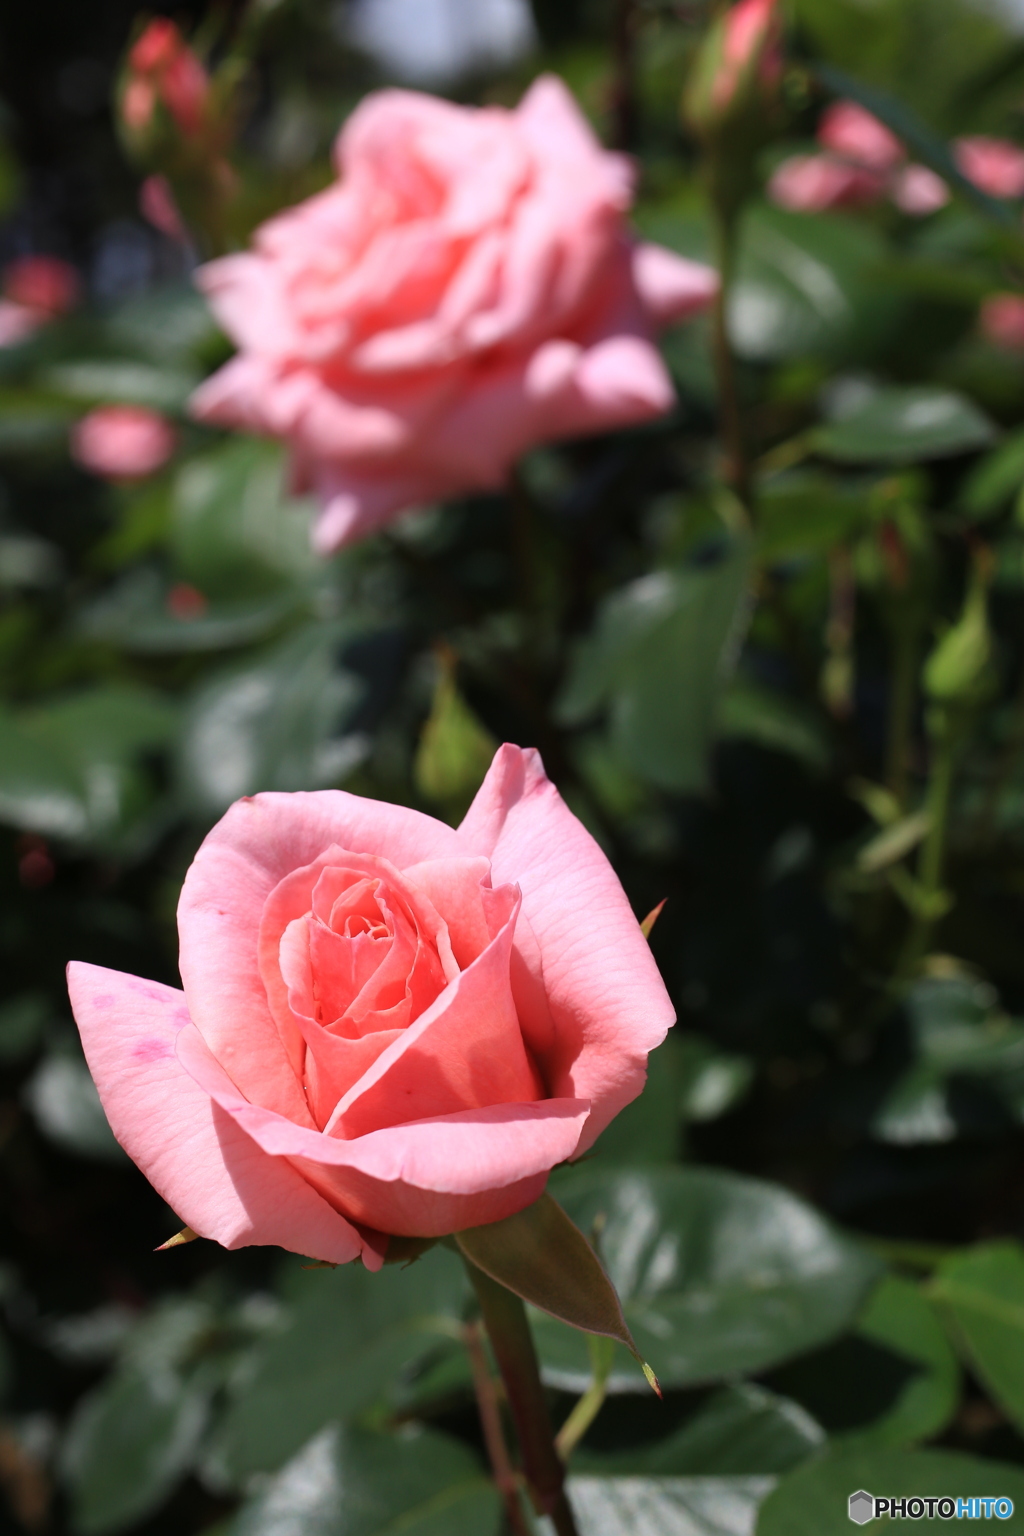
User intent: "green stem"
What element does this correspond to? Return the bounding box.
[898,721,959,976]
[463,1320,531,1536]
[465,1258,579,1536]
[885,618,921,810]
[710,198,750,512]
[555,1335,615,1461]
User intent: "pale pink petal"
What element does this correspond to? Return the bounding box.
[324,886,538,1138]
[457,745,675,1151]
[891,163,950,216]
[632,244,719,324]
[403,856,504,969]
[175,1019,590,1236]
[66,963,367,1265]
[177,793,462,1120]
[817,101,904,172]
[195,253,299,356]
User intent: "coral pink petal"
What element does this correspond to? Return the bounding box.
[457,746,675,1152]
[178,793,462,1122]
[67,963,367,1266]
[403,856,502,969]
[175,1019,589,1236]
[632,244,719,324]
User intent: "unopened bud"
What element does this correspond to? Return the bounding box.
[924,555,993,705]
[684,0,782,142]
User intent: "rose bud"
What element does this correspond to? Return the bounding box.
[67,747,675,1266]
[190,77,718,553]
[119,17,211,150]
[684,0,782,140]
[768,153,885,212]
[891,163,950,216]
[3,256,80,317]
[70,405,176,481]
[980,293,1024,352]
[954,136,1024,200]
[817,101,904,172]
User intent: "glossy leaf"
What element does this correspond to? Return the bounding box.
[810,387,995,464]
[841,1275,960,1448]
[568,1475,774,1536]
[931,1241,1024,1433]
[78,567,301,655]
[757,1447,1024,1536]
[231,1424,499,1536]
[207,1247,468,1484]
[537,1168,881,1392]
[44,360,199,412]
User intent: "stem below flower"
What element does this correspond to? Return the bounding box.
[710,198,751,512]
[464,1257,580,1536]
[463,1319,531,1536]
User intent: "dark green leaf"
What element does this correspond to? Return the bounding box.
[231,1424,499,1536]
[587,1035,685,1166]
[960,428,1024,521]
[208,1247,468,1484]
[841,1275,960,1448]
[810,387,995,464]
[757,1447,1024,1535]
[0,993,49,1062]
[43,360,199,413]
[930,1241,1024,1433]
[574,1384,824,1476]
[456,1194,651,1379]
[537,1168,881,1392]
[78,567,301,654]
[718,681,831,771]
[61,1367,208,1535]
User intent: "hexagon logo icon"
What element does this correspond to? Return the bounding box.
[848,1490,874,1525]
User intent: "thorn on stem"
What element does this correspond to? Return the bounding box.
[155,1226,198,1251]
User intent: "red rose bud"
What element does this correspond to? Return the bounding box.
[3,256,80,318]
[160,47,211,137]
[129,16,182,74]
[685,0,782,142]
[119,15,211,149]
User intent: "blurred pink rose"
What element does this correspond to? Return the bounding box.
[980,293,1024,351]
[768,154,884,212]
[714,0,782,113]
[817,101,903,172]
[891,163,951,215]
[67,746,675,1264]
[3,256,80,317]
[954,136,1024,199]
[70,405,177,480]
[0,302,44,349]
[190,77,718,552]
[139,174,189,242]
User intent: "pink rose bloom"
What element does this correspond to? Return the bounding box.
[70,405,177,481]
[768,154,885,212]
[817,101,904,172]
[67,747,675,1266]
[955,136,1024,200]
[190,77,718,553]
[980,293,1024,351]
[891,163,950,216]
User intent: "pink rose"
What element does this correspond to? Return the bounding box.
[891,163,950,216]
[3,256,80,317]
[189,76,718,553]
[714,0,782,113]
[980,293,1024,351]
[767,153,885,212]
[67,748,674,1267]
[817,101,904,172]
[70,405,177,481]
[954,136,1024,200]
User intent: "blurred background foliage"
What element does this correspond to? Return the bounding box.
[6,0,1024,1533]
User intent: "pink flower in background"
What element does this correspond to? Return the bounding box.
[139,174,189,242]
[121,18,211,142]
[713,0,782,113]
[190,77,718,553]
[0,255,80,350]
[891,163,950,215]
[70,405,176,481]
[67,746,675,1265]
[767,154,884,212]
[817,101,903,172]
[980,293,1024,351]
[955,136,1024,199]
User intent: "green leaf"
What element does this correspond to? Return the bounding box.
[575,1383,824,1476]
[208,1247,468,1484]
[43,360,199,413]
[536,1168,881,1392]
[930,1241,1024,1434]
[0,683,177,853]
[61,1367,208,1535]
[176,624,367,815]
[718,680,831,771]
[0,993,49,1062]
[557,539,752,795]
[230,1424,499,1536]
[105,284,222,364]
[678,1033,756,1124]
[587,1035,685,1166]
[24,1050,124,1162]
[568,1475,775,1536]
[757,1447,1024,1536]
[960,428,1024,521]
[455,1194,653,1385]
[171,439,317,599]
[810,387,995,464]
[756,474,868,563]
[78,567,302,655]
[413,663,497,819]
[841,1275,960,1448]
[730,206,894,365]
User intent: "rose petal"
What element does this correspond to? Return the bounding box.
[631,243,719,325]
[67,963,368,1266]
[457,745,675,1151]
[175,1019,590,1236]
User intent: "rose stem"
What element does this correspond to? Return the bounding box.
[463,1318,532,1536]
[464,1258,581,1536]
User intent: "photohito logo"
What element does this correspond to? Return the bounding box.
[849,1491,1015,1522]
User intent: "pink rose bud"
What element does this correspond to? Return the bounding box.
[817,101,904,172]
[122,76,157,133]
[67,748,676,1265]
[891,163,950,216]
[980,292,1024,351]
[3,256,80,317]
[128,17,182,75]
[716,0,782,112]
[159,47,210,138]
[70,405,177,481]
[767,153,885,212]
[139,174,189,242]
[190,77,718,553]
[121,16,210,144]
[954,136,1024,200]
